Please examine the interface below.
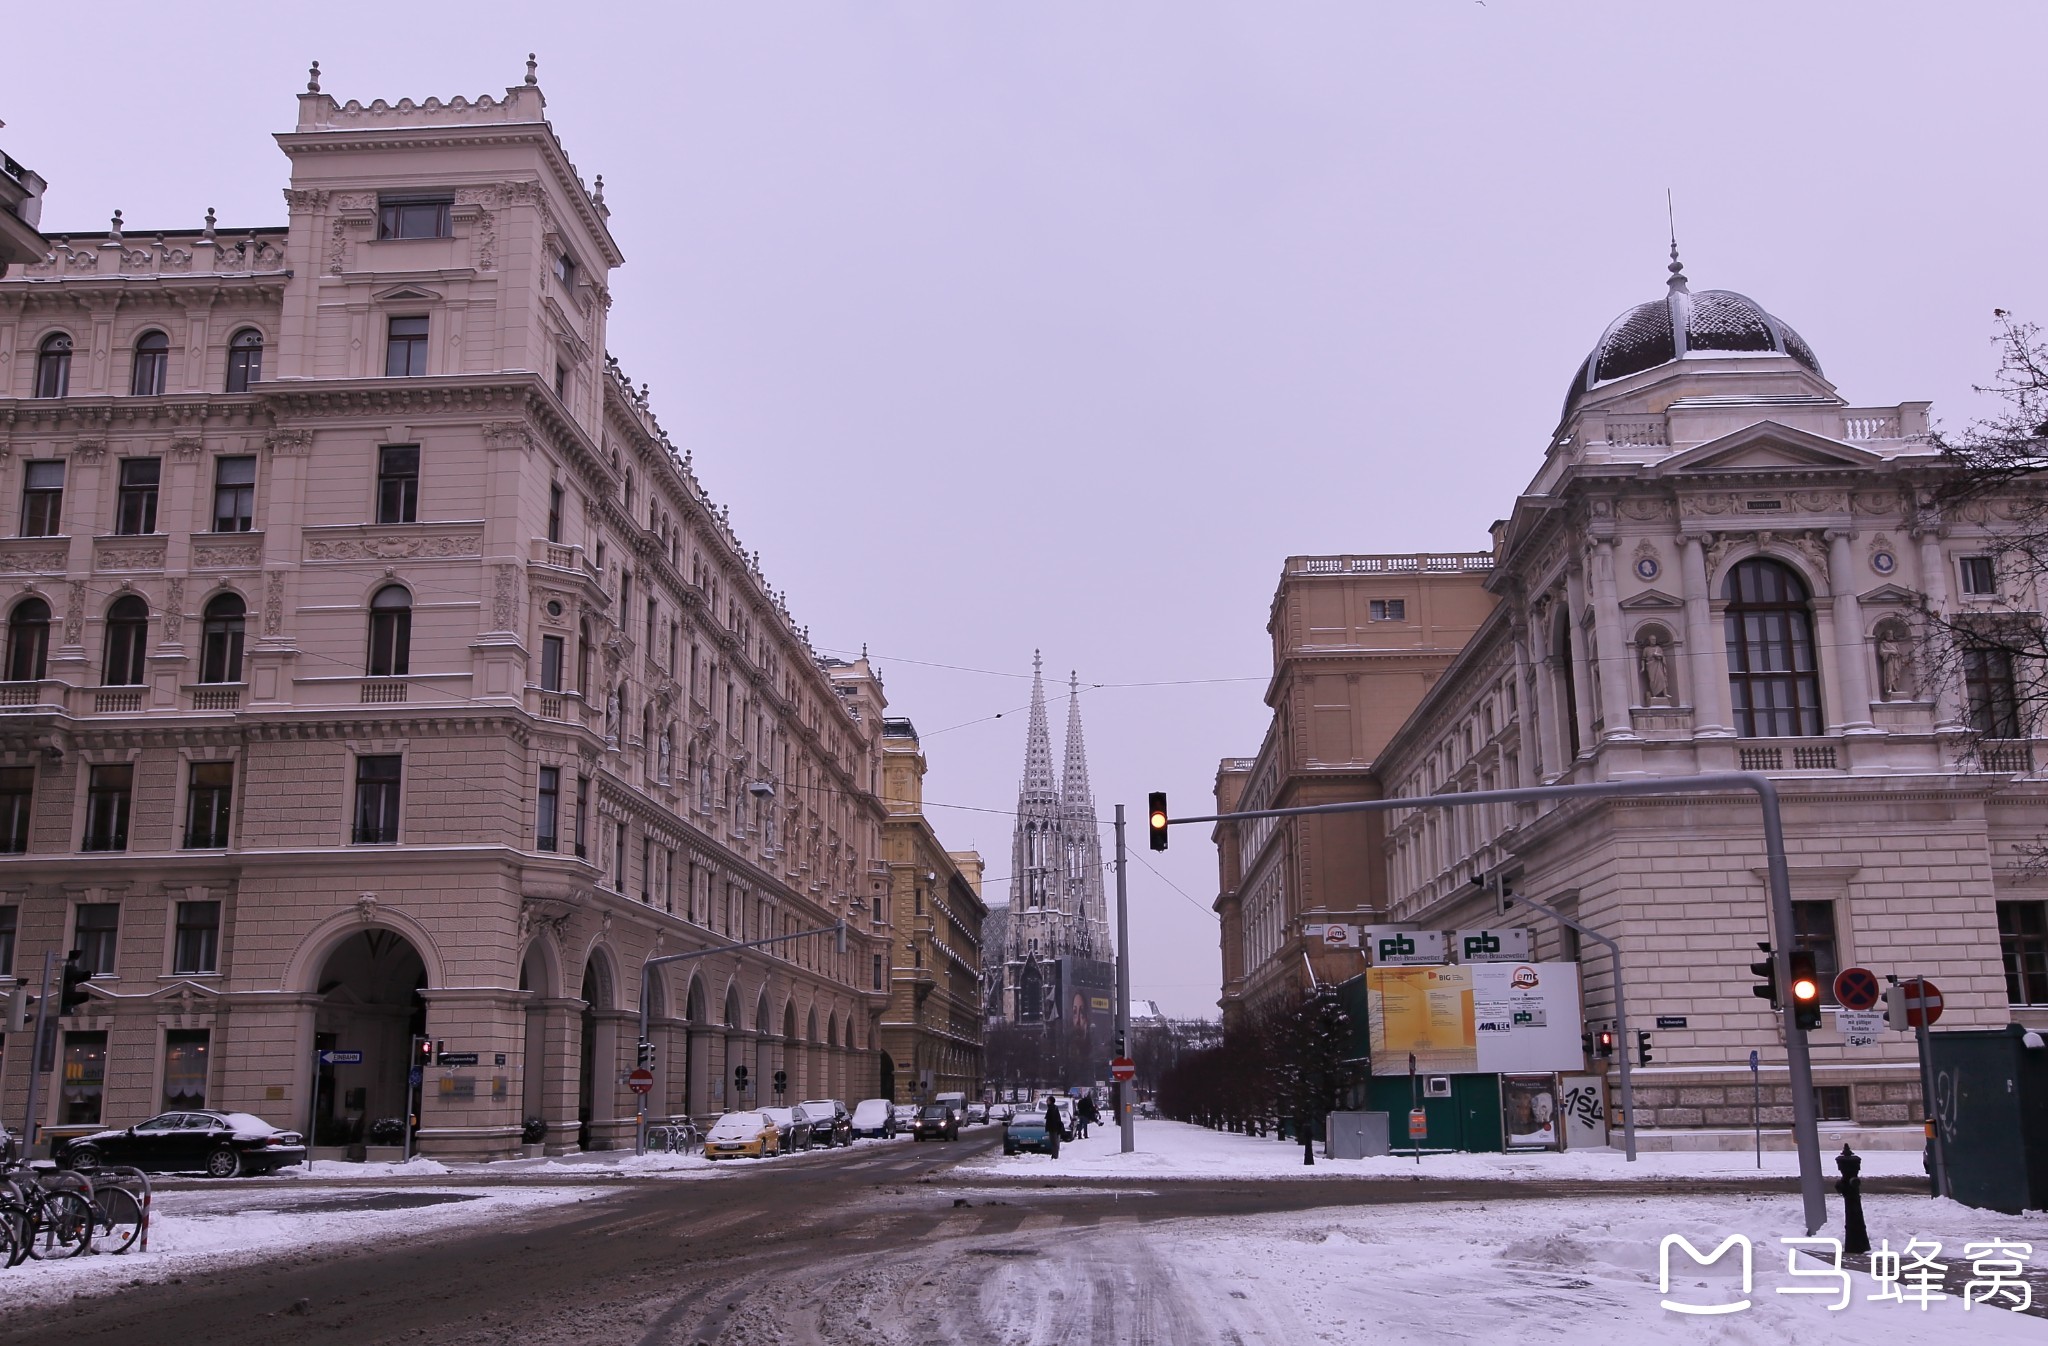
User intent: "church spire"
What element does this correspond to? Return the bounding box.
[1061,671,1093,812]
[1020,650,1057,800]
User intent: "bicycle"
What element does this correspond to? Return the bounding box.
[0,1168,93,1264]
[644,1118,701,1154]
[83,1167,147,1255]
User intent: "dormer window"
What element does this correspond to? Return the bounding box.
[377,196,452,240]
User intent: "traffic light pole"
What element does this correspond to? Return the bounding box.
[16,950,53,1158]
[1167,770,1829,1236]
[633,917,852,1156]
[1114,804,1133,1155]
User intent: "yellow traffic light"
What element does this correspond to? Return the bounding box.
[1147,792,1168,851]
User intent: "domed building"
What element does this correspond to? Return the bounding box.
[1217,252,2048,1154]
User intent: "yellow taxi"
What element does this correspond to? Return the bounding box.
[704,1109,780,1159]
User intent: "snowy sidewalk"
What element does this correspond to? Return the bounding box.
[958,1118,1937,1182]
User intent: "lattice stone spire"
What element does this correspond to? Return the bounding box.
[1020,650,1057,801]
[1061,670,1093,812]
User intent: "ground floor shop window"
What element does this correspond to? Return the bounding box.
[61,1031,107,1124]
[163,1029,209,1110]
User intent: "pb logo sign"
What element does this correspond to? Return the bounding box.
[1377,934,1415,961]
[1463,933,1500,959]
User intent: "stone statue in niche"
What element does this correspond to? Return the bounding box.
[605,687,621,747]
[1639,631,1671,703]
[1877,630,1913,700]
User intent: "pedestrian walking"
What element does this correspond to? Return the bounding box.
[1075,1094,1099,1140]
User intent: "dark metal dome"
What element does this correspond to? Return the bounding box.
[1561,256,1822,420]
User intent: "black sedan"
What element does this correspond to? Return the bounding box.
[913,1104,959,1142]
[55,1110,306,1178]
[800,1099,853,1148]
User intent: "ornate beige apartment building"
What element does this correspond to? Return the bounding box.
[1220,256,2048,1147]
[0,64,896,1159]
[877,717,986,1102]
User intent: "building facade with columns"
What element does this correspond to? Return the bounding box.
[1221,257,2048,1147]
[0,64,892,1159]
[877,716,986,1103]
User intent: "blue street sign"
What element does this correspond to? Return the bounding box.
[1748,1049,1759,1071]
[408,1066,424,1086]
[318,1049,364,1066]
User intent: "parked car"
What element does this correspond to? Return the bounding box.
[801,1099,853,1148]
[1003,1103,1062,1157]
[704,1110,780,1160]
[892,1102,920,1130]
[965,1103,989,1125]
[761,1106,814,1153]
[990,1103,1015,1125]
[913,1103,959,1142]
[850,1098,897,1140]
[55,1110,306,1178]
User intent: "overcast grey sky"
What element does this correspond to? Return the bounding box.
[9,4,2046,1017]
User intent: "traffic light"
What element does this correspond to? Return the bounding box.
[1148,793,1168,852]
[1636,1030,1654,1068]
[1788,949,1823,1032]
[734,1064,750,1094]
[637,1039,656,1069]
[1596,1028,1614,1058]
[58,950,92,1016]
[773,1069,787,1095]
[1749,941,1780,1010]
[415,1037,433,1066]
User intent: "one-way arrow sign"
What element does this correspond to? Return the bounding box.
[317,1049,363,1066]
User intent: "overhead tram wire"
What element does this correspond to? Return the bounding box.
[1134,853,1222,921]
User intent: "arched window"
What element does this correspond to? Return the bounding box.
[6,598,50,682]
[1552,608,1580,760]
[130,330,169,396]
[101,595,149,686]
[224,328,263,393]
[34,334,71,399]
[199,593,246,684]
[1724,558,1822,737]
[366,585,412,677]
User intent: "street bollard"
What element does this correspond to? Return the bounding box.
[1836,1143,1870,1256]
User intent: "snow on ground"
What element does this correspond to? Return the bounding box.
[959,1117,1937,1182]
[1143,1192,2048,1343]
[0,1182,610,1308]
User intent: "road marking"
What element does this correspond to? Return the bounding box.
[1015,1214,1062,1231]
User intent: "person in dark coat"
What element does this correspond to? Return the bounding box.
[1075,1094,1099,1140]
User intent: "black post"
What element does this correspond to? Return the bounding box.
[1836,1144,1870,1255]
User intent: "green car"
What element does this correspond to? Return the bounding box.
[1002,1107,1062,1157]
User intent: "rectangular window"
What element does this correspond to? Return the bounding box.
[646,598,658,649]
[554,252,577,287]
[83,764,133,852]
[60,1032,107,1125]
[1964,643,2022,738]
[352,755,402,845]
[1960,555,1998,597]
[172,900,221,975]
[574,775,589,858]
[554,363,568,398]
[613,821,628,893]
[384,317,429,378]
[114,457,161,535]
[0,765,31,854]
[537,766,560,853]
[872,953,883,991]
[376,444,420,524]
[1999,900,2048,1005]
[377,197,452,240]
[184,760,234,849]
[0,904,15,976]
[663,846,675,914]
[1369,599,1407,622]
[74,902,119,976]
[641,836,653,903]
[540,635,564,692]
[163,1029,209,1111]
[1792,900,1841,1006]
[20,460,64,537]
[1813,1085,1853,1123]
[547,484,564,543]
[212,456,256,533]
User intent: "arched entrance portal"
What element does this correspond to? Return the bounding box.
[312,928,426,1146]
[578,954,614,1150]
[879,1051,896,1103]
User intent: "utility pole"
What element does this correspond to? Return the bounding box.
[1115,803,1133,1154]
[17,950,53,1158]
